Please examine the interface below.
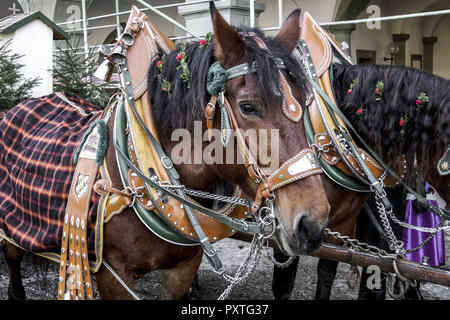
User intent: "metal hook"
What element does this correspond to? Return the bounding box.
[386,273,405,300]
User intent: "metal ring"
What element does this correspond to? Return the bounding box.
[346,265,360,289]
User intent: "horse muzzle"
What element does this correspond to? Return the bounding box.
[274,208,327,256]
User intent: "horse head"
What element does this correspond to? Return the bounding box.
[210,5,329,254]
[149,4,330,255]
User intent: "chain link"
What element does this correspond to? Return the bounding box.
[373,192,406,255]
[164,184,250,208]
[265,247,295,268]
[216,234,264,300]
[325,228,400,260]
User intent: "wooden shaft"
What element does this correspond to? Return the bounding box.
[231,232,450,287]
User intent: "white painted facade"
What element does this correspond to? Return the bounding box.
[0,18,54,97]
[1,0,450,80]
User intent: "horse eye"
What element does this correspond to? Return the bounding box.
[239,102,259,116]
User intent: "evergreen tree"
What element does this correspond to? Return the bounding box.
[53,39,113,108]
[0,40,40,111]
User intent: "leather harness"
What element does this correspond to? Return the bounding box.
[106,9,324,269]
[58,7,449,300]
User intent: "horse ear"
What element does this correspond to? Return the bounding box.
[210,1,247,68]
[274,9,302,52]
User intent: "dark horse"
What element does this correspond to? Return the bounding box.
[272,63,450,300]
[0,6,330,299]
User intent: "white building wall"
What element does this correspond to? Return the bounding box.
[10,19,54,97]
[258,0,338,36]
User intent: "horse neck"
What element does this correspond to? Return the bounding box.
[332,63,450,179]
[157,125,220,191]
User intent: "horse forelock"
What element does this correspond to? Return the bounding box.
[147,26,308,143]
[332,63,450,178]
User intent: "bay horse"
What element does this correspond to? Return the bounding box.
[0,5,330,300]
[272,62,450,300]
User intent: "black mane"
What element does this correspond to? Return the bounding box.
[332,64,450,176]
[147,27,308,143]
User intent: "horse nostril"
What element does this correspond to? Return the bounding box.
[294,215,310,241]
[294,215,322,241]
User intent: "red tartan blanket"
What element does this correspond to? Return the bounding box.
[0,93,104,266]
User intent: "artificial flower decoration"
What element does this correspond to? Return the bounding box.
[157,55,165,79]
[355,105,365,117]
[200,32,213,49]
[415,92,430,112]
[348,78,357,94]
[161,79,171,97]
[399,113,409,135]
[157,55,172,96]
[176,44,191,88]
[375,80,384,101]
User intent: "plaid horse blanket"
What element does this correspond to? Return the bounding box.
[0,92,105,269]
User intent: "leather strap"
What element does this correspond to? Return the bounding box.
[57,126,101,300]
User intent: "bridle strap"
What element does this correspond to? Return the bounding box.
[206,33,321,211]
[218,87,322,212]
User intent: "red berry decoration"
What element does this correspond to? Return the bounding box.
[399,113,408,135]
[200,39,206,45]
[157,60,163,67]
[375,80,384,101]
[348,78,357,94]
[176,53,183,60]
[415,93,429,112]
[355,105,365,117]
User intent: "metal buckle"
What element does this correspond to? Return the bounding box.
[160,156,174,170]
[205,102,216,120]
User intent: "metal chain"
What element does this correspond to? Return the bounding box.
[404,219,446,253]
[164,184,250,208]
[102,260,141,300]
[374,192,406,255]
[388,207,447,233]
[216,234,264,300]
[325,228,399,260]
